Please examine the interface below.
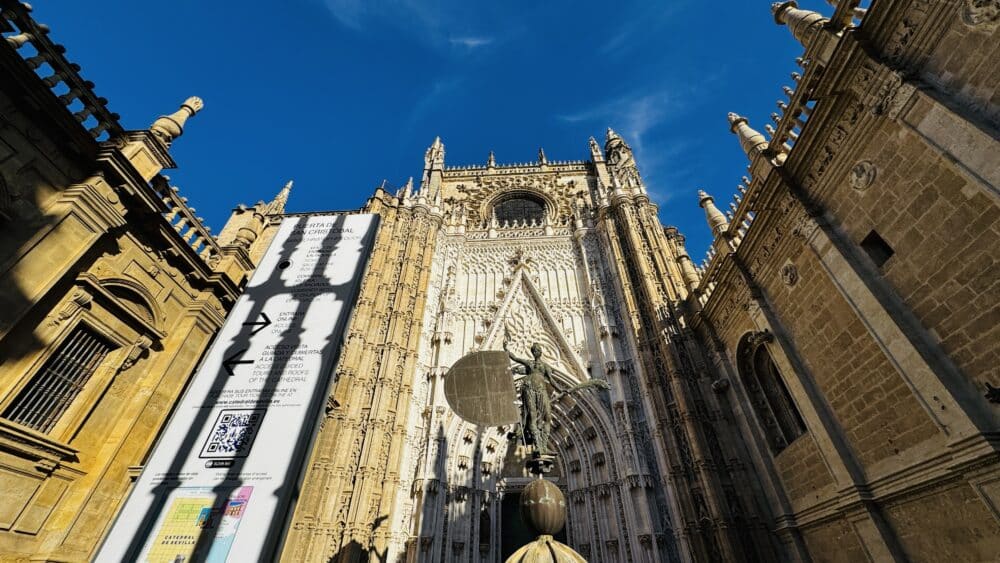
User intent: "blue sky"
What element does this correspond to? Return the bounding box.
[38,1,808,260]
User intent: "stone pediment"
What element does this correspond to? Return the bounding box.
[480,261,588,385]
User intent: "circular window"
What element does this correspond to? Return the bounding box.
[493,196,546,225]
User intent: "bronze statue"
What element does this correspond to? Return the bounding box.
[504,342,609,455]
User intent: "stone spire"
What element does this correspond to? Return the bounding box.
[698,190,729,238]
[668,229,701,291]
[772,1,830,48]
[728,113,769,161]
[266,180,292,215]
[424,136,445,169]
[422,136,445,198]
[588,136,603,161]
[487,150,496,168]
[603,128,642,191]
[150,96,204,147]
[538,147,548,164]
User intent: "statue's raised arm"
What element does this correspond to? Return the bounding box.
[503,341,533,371]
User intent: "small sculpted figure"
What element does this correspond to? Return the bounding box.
[504,341,609,455]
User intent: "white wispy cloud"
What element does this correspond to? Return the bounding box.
[319,0,499,54]
[598,1,690,57]
[559,91,675,153]
[558,88,691,204]
[399,77,464,141]
[449,36,494,49]
[321,0,367,29]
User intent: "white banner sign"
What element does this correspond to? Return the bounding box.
[98,213,378,562]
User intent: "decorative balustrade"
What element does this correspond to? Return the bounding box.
[2,2,220,273]
[464,214,573,240]
[444,159,587,172]
[693,0,868,303]
[825,0,869,30]
[0,1,124,141]
[153,176,222,266]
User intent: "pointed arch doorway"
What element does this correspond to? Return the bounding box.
[497,443,567,560]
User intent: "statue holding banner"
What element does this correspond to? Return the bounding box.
[444,342,605,562]
[503,341,609,456]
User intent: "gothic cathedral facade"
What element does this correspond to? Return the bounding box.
[280,132,766,562]
[0,0,998,561]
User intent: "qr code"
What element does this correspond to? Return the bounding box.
[199,409,265,459]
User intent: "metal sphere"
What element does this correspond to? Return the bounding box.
[519,478,566,535]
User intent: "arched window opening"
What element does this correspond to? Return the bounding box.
[493,195,546,226]
[737,331,806,454]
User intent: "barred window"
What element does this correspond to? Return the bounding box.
[737,332,805,454]
[4,325,112,433]
[494,196,546,226]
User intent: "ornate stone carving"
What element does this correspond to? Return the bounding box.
[985,382,1000,404]
[962,0,1000,29]
[780,261,799,287]
[746,330,774,349]
[119,335,153,371]
[48,290,93,327]
[790,208,819,241]
[849,160,877,191]
[711,379,730,394]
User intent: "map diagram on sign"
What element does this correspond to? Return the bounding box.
[141,486,253,563]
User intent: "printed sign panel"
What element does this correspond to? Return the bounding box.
[97,213,379,562]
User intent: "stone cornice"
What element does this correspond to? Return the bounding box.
[0,418,79,467]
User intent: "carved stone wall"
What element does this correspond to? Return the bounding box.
[389,165,684,562]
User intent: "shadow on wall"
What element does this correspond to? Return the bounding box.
[329,539,387,563]
[412,425,448,560]
[0,172,62,362]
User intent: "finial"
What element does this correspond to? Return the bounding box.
[606,127,621,142]
[771,1,796,23]
[588,136,603,161]
[487,150,496,167]
[698,189,729,237]
[727,112,769,161]
[150,96,204,147]
[771,1,829,48]
[538,147,548,164]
